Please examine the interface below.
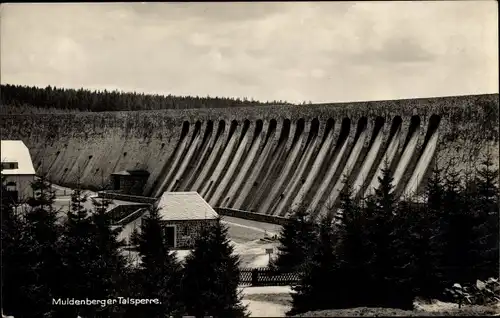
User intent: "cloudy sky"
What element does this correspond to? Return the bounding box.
[1,2,498,103]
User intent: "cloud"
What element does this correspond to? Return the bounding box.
[349,36,437,65]
[0,2,497,103]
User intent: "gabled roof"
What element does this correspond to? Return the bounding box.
[157,192,218,221]
[1,140,36,175]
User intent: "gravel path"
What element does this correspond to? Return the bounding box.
[242,299,289,317]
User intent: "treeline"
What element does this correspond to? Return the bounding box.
[0,84,293,113]
[1,176,246,317]
[272,154,499,315]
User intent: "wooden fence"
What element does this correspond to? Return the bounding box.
[239,267,301,286]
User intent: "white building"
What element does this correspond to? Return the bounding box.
[1,140,36,203]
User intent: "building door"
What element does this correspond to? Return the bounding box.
[165,226,176,248]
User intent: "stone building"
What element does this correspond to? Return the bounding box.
[1,140,36,203]
[156,191,219,249]
[110,169,150,195]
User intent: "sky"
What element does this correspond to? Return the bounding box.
[1,1,498,104]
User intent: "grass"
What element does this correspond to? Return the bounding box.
[244,293,293,307]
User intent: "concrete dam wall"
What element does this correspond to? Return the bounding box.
[2,93,498,218]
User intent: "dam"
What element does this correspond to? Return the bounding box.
[2,93,498,219]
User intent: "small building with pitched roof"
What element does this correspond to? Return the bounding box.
[1,140,36,203]
[155,191,219,249]
[110,169,150,196]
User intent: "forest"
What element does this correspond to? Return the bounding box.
[0,84,294,113]
[2,152,499,317]
[273,155,499,315]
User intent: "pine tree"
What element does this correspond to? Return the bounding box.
[289,213,342,315]
[181,218,247,317]
[274,208,318,273]
[128,207,184,317]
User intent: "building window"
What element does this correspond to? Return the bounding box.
[4,181,18,203]
[181,225,190,236]
[1,162,18,170]
[6,181,17,191]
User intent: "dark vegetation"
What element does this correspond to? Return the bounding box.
[1,84,293,113]
[272,154,499,316]
[1,175,247,317]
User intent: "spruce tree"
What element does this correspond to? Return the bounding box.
[437,159,495,286]
[181,218,247,317]
[409,164,446,297]
[369,164,397,305]
[128,207,184,317]
[364,163,413,308]
[22,175,65,317]
[289,213,342,315]
[336,179,371,307]
[274,208,318,273]
[440,164,472,285]
[80,196,127,317]
[472,152,499,279]
[1,176,30,316]
[58,178,95,317]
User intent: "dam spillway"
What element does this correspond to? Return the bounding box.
[148,114,439,216]
[1,94,498,219]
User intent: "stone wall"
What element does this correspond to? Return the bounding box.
[98,191,157,204]
[162,219,218,249]
[216,207,292,226]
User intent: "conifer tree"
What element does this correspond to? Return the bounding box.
[364,163,413,308]
[128,207,184,317]
[274,208,318,273]
[408,164,446,297]
[130,227,140,246]
[21,175,65,316]
[440,164,472,285]
[427,163,445,213]
[336,178,372,307]
[369,164,397,299]
[471,152,499,279]
[58,177,95,317]
[181,218,247,317]
[85,195,128,316]
[289,213,342,315]
[1,176,29,316]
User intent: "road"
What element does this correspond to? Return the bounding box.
[221,216,282,243]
